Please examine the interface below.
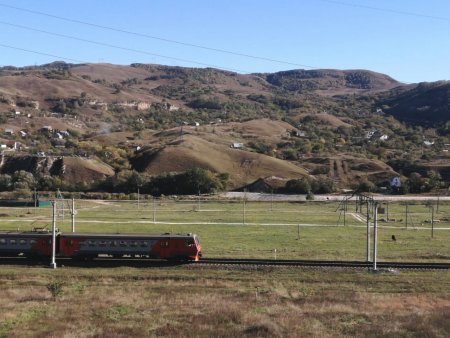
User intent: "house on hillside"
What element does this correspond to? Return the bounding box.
[41,125,53,133]
[231,143,244,149]
[366,129,388,141]
[0,141,19,150]
[4,129,14,135]
[292,130,306,138]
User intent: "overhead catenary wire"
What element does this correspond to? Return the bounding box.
[0,43,206,82]
[317,0,450,23]
[0,2,316,69]
[0,21,248,73]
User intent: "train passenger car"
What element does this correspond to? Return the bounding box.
[0,230,55,257]
[59,233,202,261]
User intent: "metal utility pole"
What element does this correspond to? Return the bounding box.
[431,205,435,238]
[405,203,408,229]
[270,189,273,212]
[373,203,378,271]
[137,187,140,210]
[243,190,247,225]
[34,187,37,215]
[50,201,57,269]
[152,196,156,223]
[366,200,371,262]
[386,202,389,222]
[71,198,75,233]
[343,199,346,226]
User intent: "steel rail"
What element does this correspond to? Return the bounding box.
[196,258,450,270]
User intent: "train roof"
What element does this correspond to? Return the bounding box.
[60,232,197,239]
[0,230,56,237]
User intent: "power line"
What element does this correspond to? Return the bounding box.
[0,43,260,86]
[0,2,316,69]
[0,43,88,65]
[0,43,197,80]
[317,0,450,22]
[0,21,246,73]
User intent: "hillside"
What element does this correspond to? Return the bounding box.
[130,134,309,189]
[260,69,401,95]
[0,62,449,193]
[0,154,114,184]
[379,81,450,125]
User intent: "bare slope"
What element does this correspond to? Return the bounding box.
[301,155,399,186]
[0,154,114,184]
[135,135,308,188]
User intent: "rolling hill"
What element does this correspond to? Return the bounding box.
[1,62,450,192]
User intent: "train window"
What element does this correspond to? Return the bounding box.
[161,241,169,248]
[185,240,194,247]
[119,241,127,247]
[99,241,107,247]
[65,240,73,246]
[88,240,96,246]
[140,241,148,247]
[0,238,6,245]
[29,239,36,245]
[19,239,27,245]
[10,239,16,245]
[130,241,138,247]
[111,241,117,247]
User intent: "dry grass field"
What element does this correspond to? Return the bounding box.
[0,198,449,337]
[0,266,449,337]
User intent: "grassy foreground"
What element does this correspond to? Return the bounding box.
[0,265,449,337]
[1,200,449,337]
[0,199,449,262]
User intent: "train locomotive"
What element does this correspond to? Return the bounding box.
[0,230,202,261]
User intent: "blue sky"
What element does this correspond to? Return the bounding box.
[0,0,449,83]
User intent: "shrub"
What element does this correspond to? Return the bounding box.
[47,280,64,300]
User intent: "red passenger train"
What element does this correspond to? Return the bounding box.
[0,230,202,261]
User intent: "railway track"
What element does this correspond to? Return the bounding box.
[197,258,450,270]
[1,256,449,270]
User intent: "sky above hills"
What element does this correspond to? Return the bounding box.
[0,0,449,83]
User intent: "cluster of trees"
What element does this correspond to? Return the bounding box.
[284,176,337,195]
[99,168,229,196]
[0,171,62,198]
[0,168,230,198]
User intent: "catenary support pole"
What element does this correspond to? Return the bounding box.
[152,197,156,223]
[431,205,435,238]
[71,198,75,233]
[405,203,408,229]
[373,202,378,271]
[366,200,371,262]
[50,201,57,269]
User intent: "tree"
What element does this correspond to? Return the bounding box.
[12,171,35,191]
[0,174,12,191]
[407,172,424,193]
[426,170,443,191]
[285,179,311,194]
